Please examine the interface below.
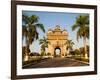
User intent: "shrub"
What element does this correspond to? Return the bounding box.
[47,52,51,56]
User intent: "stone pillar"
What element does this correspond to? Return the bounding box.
[61,46,64,58]
[63,45,66,57]
[48,43,52,57]
[51,46,54,58]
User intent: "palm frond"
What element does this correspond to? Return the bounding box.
[30,15,39,24]
[39,37,50,48]
[22,25,28,37]
[77,28,83,41]
[72,24,78,31]
[22,15,29,24]
[35,23,45,33]
[72,15,89,41]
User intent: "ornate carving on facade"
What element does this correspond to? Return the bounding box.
[47,25,68,57]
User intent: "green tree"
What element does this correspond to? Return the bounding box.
[22,15,45,60]
[64,39,74,55]
[39,37,50,56]
[74,49,80,56]
[47,52,51,56]
[79,45,89,57]
[72,15,89,59]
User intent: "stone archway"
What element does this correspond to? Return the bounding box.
[47,25,68,58]
[54,47,61,57]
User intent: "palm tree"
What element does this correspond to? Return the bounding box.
[22,15,45,61]
[72,15,89,59]
[79,45,89,57]
[39,37,50,56]
[64,40,74,55]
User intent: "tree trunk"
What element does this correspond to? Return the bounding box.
[67,49,69,54]
[24,40,30,61]
[84,35,88,59]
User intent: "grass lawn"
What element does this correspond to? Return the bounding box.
[66,55,89,63]
[23,56,42,65]
[23,56,50,66]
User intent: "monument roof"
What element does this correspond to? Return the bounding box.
[47,25,68,36]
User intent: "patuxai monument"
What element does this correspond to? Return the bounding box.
[22,11,90,69]
[47,25,68,58]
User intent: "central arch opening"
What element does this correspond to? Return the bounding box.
[54,47,61,57]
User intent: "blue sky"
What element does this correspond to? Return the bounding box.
[22,11,89,53]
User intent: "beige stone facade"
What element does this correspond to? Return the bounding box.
[47,25,68,58]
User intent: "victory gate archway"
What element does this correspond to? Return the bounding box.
[47,25,68,58]
[54,47,61,57]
